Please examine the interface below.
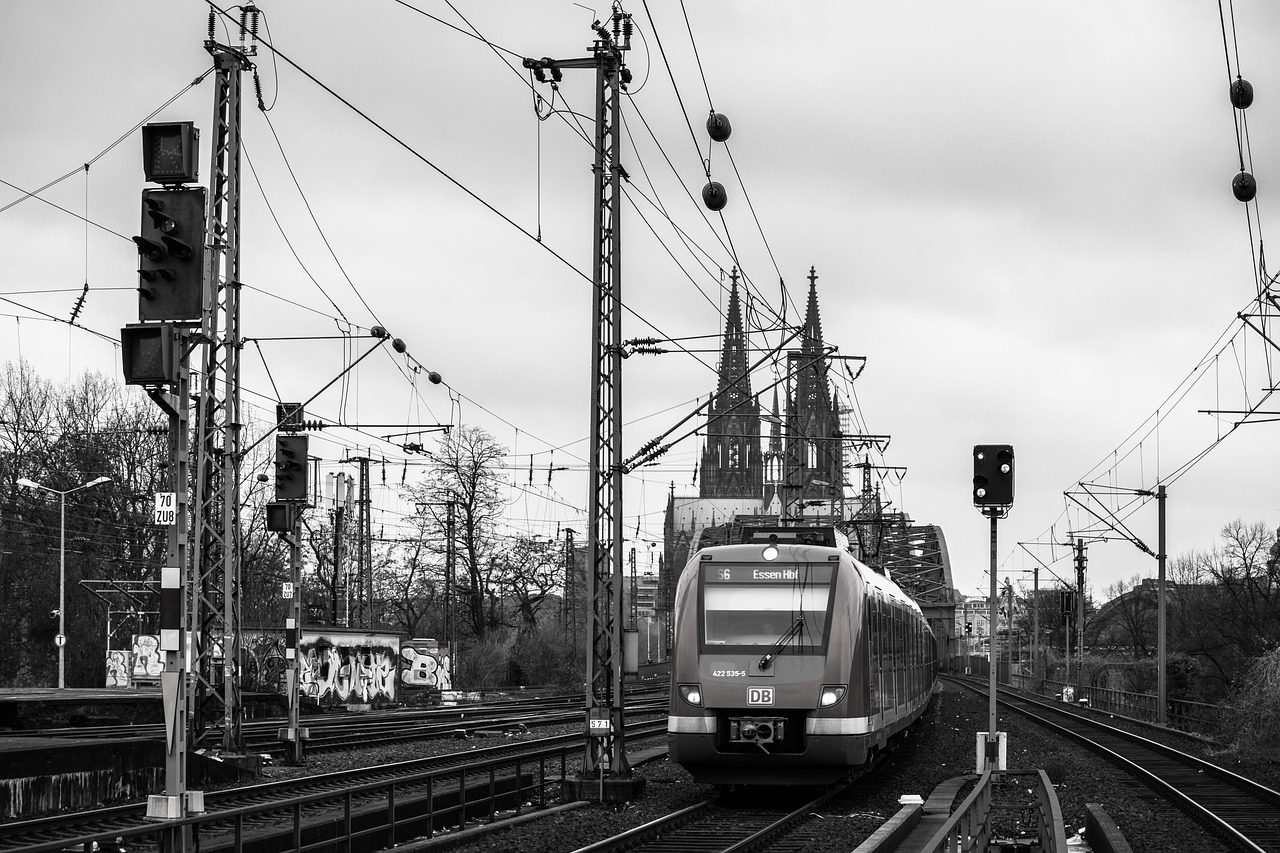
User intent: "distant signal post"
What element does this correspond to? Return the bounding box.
[973,444,1014,771]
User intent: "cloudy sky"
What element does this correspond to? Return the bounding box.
[4,1,1280,603]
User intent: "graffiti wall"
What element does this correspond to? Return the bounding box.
[105,650,132,687]
[131,635,163,685]
[400,638,452,695]
[298,629,399,707]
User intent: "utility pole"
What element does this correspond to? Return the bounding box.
[190,8,256,762]
[564,527,578,651]
[142,330,197,848]
[1156,484,1167,725]
[525,11,642,802]
[359,457,372,628]
[329,474,351,626]
[280,509,304,765]
[1075,538,1086,695]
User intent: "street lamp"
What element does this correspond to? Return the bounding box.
[17,475,112,688]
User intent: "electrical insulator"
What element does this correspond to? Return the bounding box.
[1233,171,1257,203]
[706,112,732,143]
[702,181,728,211]
[1230,77,1254,110]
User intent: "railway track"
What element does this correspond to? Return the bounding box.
[949,676,1280,853]
[0,719,668,852]
[2,692,667,758]
[570,785,852,853]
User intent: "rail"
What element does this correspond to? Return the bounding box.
[919,769,1067,853]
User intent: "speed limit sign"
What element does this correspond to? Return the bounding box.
[153,492,177,526]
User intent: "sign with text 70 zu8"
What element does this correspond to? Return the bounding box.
[154,492,177,526]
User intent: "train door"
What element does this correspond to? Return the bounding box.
[870,592,882,719]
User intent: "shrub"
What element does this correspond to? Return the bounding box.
[1219,646,1280,761]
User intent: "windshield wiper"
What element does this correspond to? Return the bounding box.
[758,615,804,670]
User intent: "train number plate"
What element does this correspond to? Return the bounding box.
[747,687,774,706]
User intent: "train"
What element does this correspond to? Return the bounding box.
[667,525,938,785]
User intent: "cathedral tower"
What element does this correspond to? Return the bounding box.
[699,269,764,499]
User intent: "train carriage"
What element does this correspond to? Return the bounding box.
[667,527,937,785]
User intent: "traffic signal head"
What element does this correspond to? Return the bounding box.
[265,501,297,532]
[274,434,309,501]
[136,187,206,323]
[973,444,1014,507]
[120,324,176,386]
[142,122,199,184]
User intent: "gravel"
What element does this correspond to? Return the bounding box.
[253,682,1277,852]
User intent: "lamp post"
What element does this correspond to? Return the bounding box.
[17,475,112,688]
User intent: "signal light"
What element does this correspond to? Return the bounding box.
[266,501,297,532]
[142,122,200,185]
[973,444,1014,507]
[120,324,177,386]
[277,402,305,432]
[274,434,310,502]
[136,188,207,323]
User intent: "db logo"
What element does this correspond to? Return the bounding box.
[747,687,774,705]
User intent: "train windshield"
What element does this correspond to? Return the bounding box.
[700,563,835,652]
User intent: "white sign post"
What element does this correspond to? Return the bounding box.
[154,492,178,526]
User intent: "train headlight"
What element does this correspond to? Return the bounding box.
[678,683,703,707]
[762,544,779,561]
[819,684,847,708]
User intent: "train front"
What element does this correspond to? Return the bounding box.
[667,540,867,785]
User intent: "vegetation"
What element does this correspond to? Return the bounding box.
[1010,518,1280,747]
[1220,646,1280,762]
[0,363,585,691]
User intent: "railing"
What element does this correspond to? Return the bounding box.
[1022,677,1221,735]
[6,743,576,853]
[920,769,1067,853]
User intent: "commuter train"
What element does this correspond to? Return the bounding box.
[667,526,937,785]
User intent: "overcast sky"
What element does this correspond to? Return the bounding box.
[5,1,1280,604]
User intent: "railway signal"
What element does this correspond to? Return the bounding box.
[274,435,309,501]
[972,442,1015,771]
[973,444,1014,507]
[134,187,207,322]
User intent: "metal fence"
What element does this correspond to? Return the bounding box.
[1008,673,1222,735]
[921,769,1068,853]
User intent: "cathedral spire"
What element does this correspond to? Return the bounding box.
[700,268,763,499]
[803,266,824,350]
[717,268,750,396]
[784,266,843,514]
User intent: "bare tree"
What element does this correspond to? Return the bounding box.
[499,535,561,630]
[1096,575,1156,657]
[1,365,167,686]
[403,426,507,641]
[378,525,442,639]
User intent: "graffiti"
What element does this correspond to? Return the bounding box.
[298,632,398,706]
[400,639,452,692]
[105,650,131,687]
[240,630,288,693]
[131,635,163,682]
